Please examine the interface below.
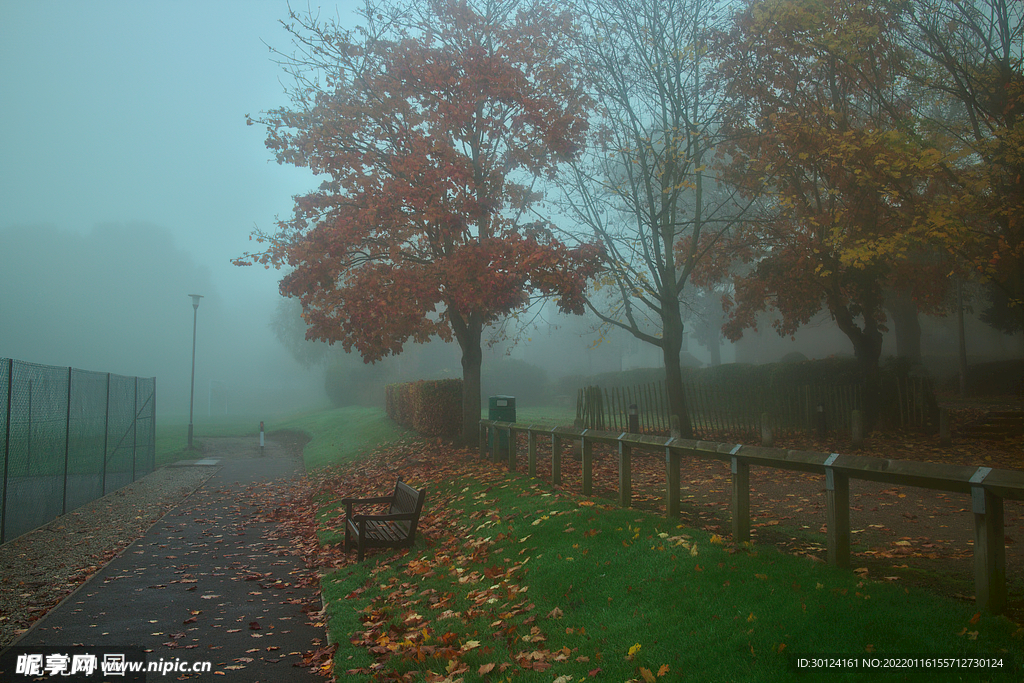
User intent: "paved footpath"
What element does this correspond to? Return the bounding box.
[3,437,326,682]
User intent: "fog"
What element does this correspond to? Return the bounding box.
[0,1,362,420]
[2,2,1018,427]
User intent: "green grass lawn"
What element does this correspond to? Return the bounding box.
[267,405,414,470]
[508,404,577,428]
[294,406,1024,681]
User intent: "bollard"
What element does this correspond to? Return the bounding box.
[851,409,864,449]
[816,403,827,438]
[259,420,265,456]
[760,412,773,447]
[940,407,951,446]
[628,404,640,434]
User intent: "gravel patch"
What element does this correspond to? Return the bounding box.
[0,464,215,648]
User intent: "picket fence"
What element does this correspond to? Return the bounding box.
[577,376,937,438]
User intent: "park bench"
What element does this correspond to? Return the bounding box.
[342,479,426,561]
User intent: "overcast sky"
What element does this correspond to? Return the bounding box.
[0,0,361,293]
[0,0,363,417]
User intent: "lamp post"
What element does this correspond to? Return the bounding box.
[187,294,203,449]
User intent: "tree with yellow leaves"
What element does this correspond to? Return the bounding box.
[711,0,955,421]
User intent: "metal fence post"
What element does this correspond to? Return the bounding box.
[2,358,13,545]
[102,372,110,495]
[151,378,157,472]
[62,367,72,515]
[132,376,138,481]
[26,380,32,475]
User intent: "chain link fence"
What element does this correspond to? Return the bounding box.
[1,358,156,544]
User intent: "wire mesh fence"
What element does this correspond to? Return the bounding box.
[1,358,156,544]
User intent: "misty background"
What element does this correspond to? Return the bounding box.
[2,1,1018,426]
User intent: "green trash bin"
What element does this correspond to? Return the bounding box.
[488,395,516,460]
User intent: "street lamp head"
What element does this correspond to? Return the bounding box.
[189,294,204,310]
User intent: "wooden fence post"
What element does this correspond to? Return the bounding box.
[528,430,537,478]
[507,426,516,471]
[550,429,561,486]
[665,441,680,518]
[971,467,1007,614]
[618,437,632,508]
[825,454,851,568]
[491,424,503,464]
[582,433,593,496]
[731,446,750,543]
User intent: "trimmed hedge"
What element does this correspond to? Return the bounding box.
[385,379,463,438]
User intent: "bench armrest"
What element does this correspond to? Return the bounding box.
[343,496,394,519]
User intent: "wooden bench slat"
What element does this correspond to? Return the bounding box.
[344,479,426,561]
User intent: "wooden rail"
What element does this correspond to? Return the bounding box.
[478,419,1024,615]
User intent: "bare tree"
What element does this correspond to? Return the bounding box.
[556,0,750,436]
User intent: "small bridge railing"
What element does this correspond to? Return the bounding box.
[479,419,1024,616]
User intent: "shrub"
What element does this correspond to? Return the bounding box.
[385,379,462,438]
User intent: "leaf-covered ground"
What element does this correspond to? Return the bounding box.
[294,429,1023,681]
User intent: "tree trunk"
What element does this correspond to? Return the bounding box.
[957,278,969,398]
[451,312,483,446]
[662,308,694,438]
[886,291,922,364]
[830,298,884,428]
[707,331,722,367]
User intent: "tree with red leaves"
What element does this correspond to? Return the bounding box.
[236,0,602,442]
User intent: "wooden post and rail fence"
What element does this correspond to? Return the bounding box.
[478,418,1024,615]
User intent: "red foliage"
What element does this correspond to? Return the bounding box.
[235,1,602,363]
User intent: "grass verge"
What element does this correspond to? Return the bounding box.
[269,405,414,470]
[316,453,1024,682]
